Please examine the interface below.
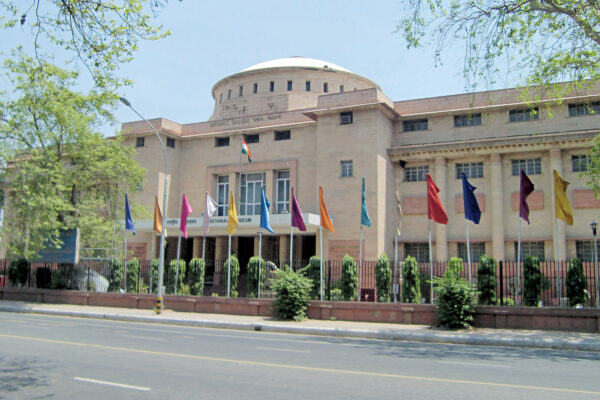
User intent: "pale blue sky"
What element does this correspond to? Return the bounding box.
[3,1,506,135]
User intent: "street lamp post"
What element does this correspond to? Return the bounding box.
[591,219,599,309]
[120,97,168,314]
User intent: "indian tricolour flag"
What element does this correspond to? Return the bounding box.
[241,138,252,163]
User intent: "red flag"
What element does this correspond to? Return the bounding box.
[427,174,448,224]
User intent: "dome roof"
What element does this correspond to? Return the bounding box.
[241,57,350,73]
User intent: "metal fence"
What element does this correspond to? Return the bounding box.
[1,258,597,307]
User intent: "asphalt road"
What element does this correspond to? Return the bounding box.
[1,312,599,399]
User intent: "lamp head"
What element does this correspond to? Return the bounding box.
[119,97,131,107]
[591,219,598,235]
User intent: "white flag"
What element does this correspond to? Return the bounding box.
[202,192,218,234]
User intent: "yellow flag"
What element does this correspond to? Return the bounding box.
[227,191,238,235]
[153,196,164,235]
[553,169,573,226]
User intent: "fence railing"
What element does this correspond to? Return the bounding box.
[1,258,597,307]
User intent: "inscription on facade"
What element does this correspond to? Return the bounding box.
[209,113,282,128]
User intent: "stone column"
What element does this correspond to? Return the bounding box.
[192,237,201,259]
[490,154,506,260]
[279,235,290,268]
[434,157,448,261]
[550,149,566,260]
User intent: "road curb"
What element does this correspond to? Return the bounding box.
[2,304,599,352]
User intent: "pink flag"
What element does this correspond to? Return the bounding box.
[291,187,306,231]
[180,194,193,238]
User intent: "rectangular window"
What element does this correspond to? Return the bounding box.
[572,155,589,172]
[404,243,429,263]
[340,111,353,125]
[166,137,175,149]
[511,158,541,175]
[305,81,311,91]
[509,108,538,122]
[215,137,230,147]
[514,241,545,262]
[404,165,429,182]
[274,130,290,141]
[240,172,266,215]
[253,83,258,94]
[219,93,223,103]
[569,102,600,117]
[287,80,293,91]
[270,81,274,92]
[340,85,344,93]
[227,89,231,100]
[276,170,290,213]
[135,137,145,147]
[576,240,599,262]
[239,85,243,97]
[217,175,229,217]
[456,162,483,179]
[323,82,328,93]
[340,160,353,177]
[402,119,428,132]
[458,242,486,263]
[244,133,259,144]
[454,113,482,127]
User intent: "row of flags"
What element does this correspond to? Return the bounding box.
[425,169,573,227]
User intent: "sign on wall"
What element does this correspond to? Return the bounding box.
[328,240,361,261]
[127,242,147,260]
[37,229,80,263]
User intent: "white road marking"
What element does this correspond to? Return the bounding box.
[256,346,311,353]
[73,377,151,391]
[121,334,165,341]
[438,361,509,368]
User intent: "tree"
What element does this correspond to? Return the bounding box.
[402,255,421,304]
[0,52,146,260]
[477,255,497,305]
[398,1,600,96]
[340,254,357,301]
[375,253,392,302]
[434,257,477,329]
[0,0,171,89]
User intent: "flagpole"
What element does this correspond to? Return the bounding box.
[258,230,262,298]
[175,233,181,295]
[358,225,363,302]
[466,220,472,284]
[202,234,206,260]
[149,232,154,294]
[394,232,398,303]
[123,234,128,293]
[428,219,433,305]
[553,174,561,303]
[320,226,324,301]
[517,217,522,306]
[290,226,294,270]
[227,234,232,297]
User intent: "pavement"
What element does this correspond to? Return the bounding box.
[1,299,599,352]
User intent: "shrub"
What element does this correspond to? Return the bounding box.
[523,256,542,306]
[477,255,497,305]
[50,266,70,290]
[566,258,587,307]
[498,297,515,306]
[36,267,52,289]
[149,258,159,293]
[300,256,322,300]
[126,258,140,293]
[167,259,187,294]
[375,253,392,302]
[271,268,312,320]
[434,257,476,329]
[329,288,343,301]
[188,258,206,296]
[223,255,240,297]
[402,256,421,304]
[340,254,357,301]
[107,259,123,292]
[8,258,29,286]
[246,256,266,298]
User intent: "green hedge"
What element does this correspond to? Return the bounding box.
[523,256,542,306]
[340,254,357,301]
[246,256,266,298]
[188,258,206,296]
[566,258,587,307]
[375,253,392,302]
[272,267,312,320]
[477,255,497,305]
[402,256,420,304]
[434,257,476,329]
[223,255,240,297]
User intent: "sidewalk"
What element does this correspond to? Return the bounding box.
[1,300,599,352]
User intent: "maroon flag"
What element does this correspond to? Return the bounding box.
[519,170,534,224]
[426,174,448,224]
[291,187,306,231]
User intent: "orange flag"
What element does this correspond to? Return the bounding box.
[153,196,163,235]
[319,186,335,233]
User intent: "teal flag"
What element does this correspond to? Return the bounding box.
[361,177,371,227]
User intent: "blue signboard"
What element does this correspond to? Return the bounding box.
[38,229,80,263]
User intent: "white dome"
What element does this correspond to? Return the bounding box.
[242,57,350,73]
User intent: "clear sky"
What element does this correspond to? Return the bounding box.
[3,1,505,136]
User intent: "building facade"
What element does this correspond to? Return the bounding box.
[121,57,600,271]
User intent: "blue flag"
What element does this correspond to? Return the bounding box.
[462,173,481,224]
[361,177,371,227]
[260,187,274,233]
[125,194,136,235]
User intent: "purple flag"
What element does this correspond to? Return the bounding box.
[519,170,534,224]
[180,194,193,238]
[290,187,306,231]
